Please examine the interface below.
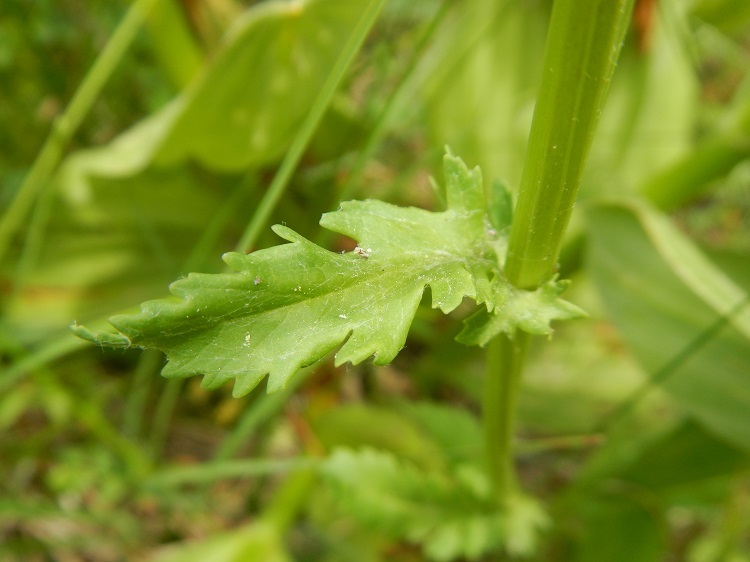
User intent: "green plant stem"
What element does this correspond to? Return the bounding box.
[0,0,158,267]
[483,0,633,503]
[234,0,385,253]
[483,333,530,499]
[505,0,634,289]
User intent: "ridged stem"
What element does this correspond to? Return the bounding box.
[484,0,634,501]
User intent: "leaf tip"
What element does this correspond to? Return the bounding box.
[70,322,131,348]
[271,223,303,242]
[442,149,484,213]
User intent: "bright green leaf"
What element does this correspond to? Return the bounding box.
[457,278,586,345]
[74,153,581,396]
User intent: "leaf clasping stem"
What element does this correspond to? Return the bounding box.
[482,0,634,509]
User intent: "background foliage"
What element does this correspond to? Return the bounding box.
[2,0,749,560]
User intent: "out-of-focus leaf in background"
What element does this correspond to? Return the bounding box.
[587,201,750,450]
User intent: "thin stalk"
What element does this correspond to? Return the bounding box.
[333,1,450,205]
[148,378,183,458]
[234,0,386,253]
[214,368,310,461]
[483,333,530,498]
[10,169,57,298]
[122,349,163,439]
[0,0,158,267]
[484,0,634,502]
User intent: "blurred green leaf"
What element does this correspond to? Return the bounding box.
[632,199,750,340]
[149,520,292,562]
[155,0,371,171]
[421,0,549,186]
[587,201,750,451]
[55,0,373,192]
[573,496,664,562]
[322,447,548,561]
[586,4,697,195]
[621,419,750,490]
[397,401,484,466]
[5,166,239,340]
[311,404,445,469]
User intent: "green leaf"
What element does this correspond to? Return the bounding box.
[75,153,581,396]
[456,278,586,346]
[322,447,548,560]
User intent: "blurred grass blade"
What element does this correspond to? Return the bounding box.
[145,458,316,489]
[0,0,158,267]
[235,0,386,252]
